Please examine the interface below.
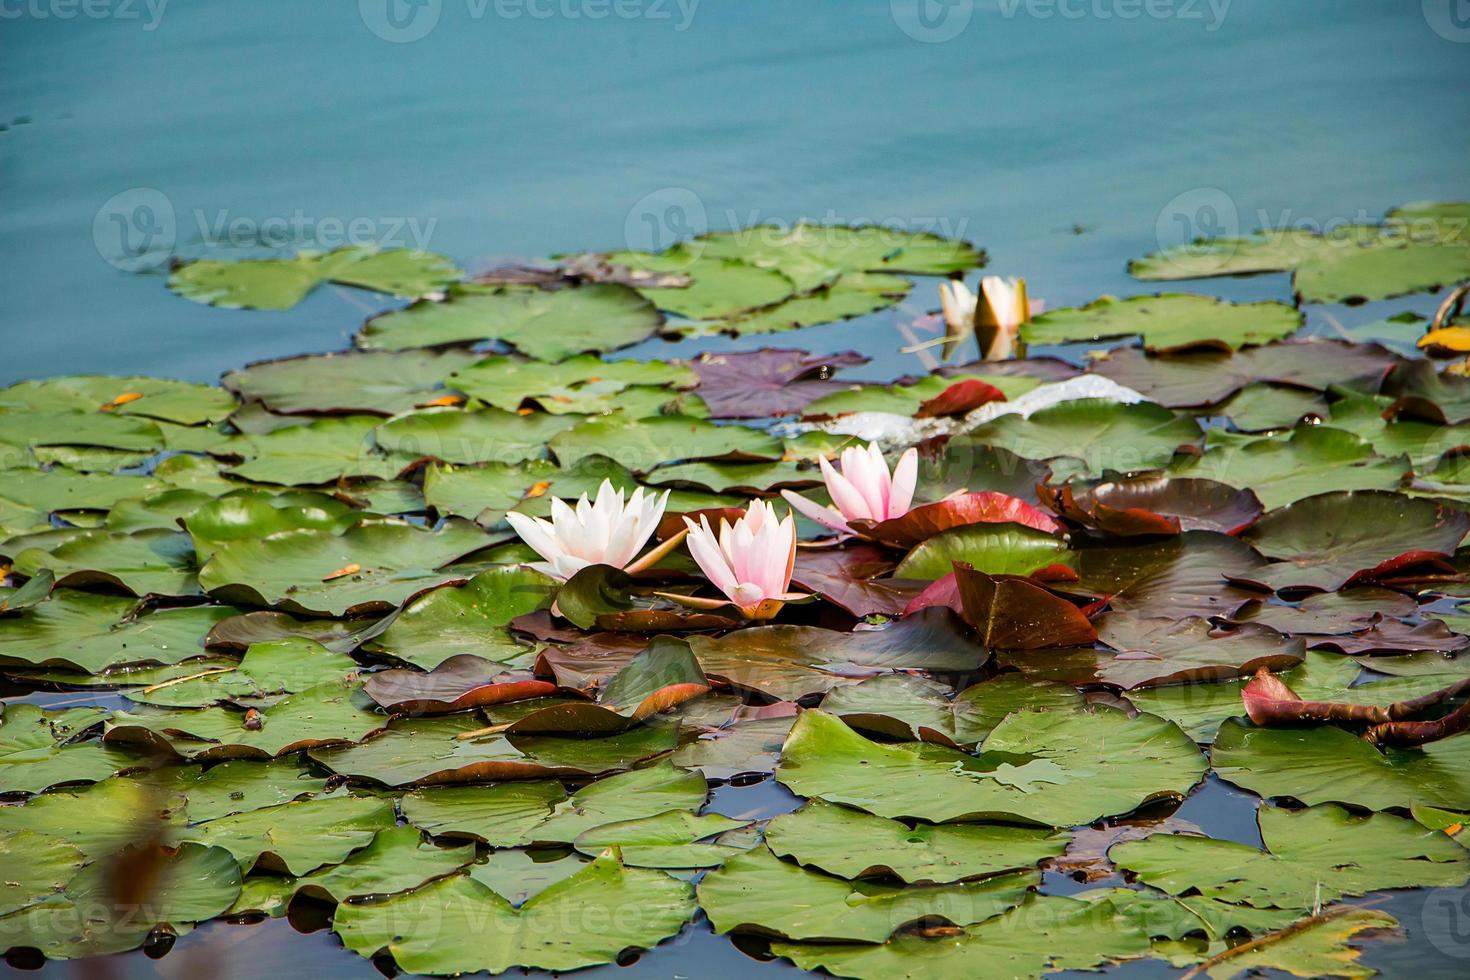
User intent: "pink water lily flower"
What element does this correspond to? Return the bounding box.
[673,500,806,620]
[781,442,918,536]
[504,480,669,581]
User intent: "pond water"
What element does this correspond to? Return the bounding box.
[3,1,1470,977]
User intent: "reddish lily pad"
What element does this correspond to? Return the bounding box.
[789,544,928,618]
[852,491,1060,548]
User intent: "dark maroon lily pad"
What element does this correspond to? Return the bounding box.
[1040,476,1264,536]
[689,348,869,418]
[1229,589,1470,656]
[509,638,710,735]
[363,655,559,714]
[851,492,1061,548]
[1091,340,1400,408]
[1073,530,1268,623]
[789,544,928,618]
[953,563,1098,651]
[685,607,985,701]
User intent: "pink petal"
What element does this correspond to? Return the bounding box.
[781,490,852,534]
[821,457,874,522]
[887,448,918,518]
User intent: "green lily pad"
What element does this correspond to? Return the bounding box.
[166,758,331,822]
[703,274,910,337]
[0,466,165,514]
[695,224,983,284]
[1191,907,1399,980]
[803,372,1037,418]
[768,891,1154,980]
[223,415,416,485]
[777,708,1205,826]
[968,398,1201,477]
[0,778,187,860]
[402,762,706,846]
[571,810,752,868]
[0,842,241,960]
[447,353,695,414]
[364,565,556,669]
[604,249,796,319]
[1113,803,1468,911]
[0,832,85,917]
[0,703,142,795]
[765,799,1066,884]
[1023,294,1301,352]
[223,349,480,416]
[549,413,781,471]
[232,825,476,912]
[183,795,395,874]
[105,679,385,760]
[1130,216,1470,304]
[357,282,663,359]
[1174,425,1411,510]
[0,591,233,672]
[10,529,199,597]
[184,490,366,562]
[373,406,575,466]
[332,851,694,975]
[197,518,496,615]
[698,845,1038,943]
[1212,717,1470,810]
[310,713,678,786]
[0,376,237,425]
[893,523,1072,581]
[0,408,164,453]
[124,638,358,708]
[169,246,461,310]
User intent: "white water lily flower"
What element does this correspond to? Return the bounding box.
[504,479,669,581]
[781,442,918,535]
[676,500,806,619]
[977,276,1031,361]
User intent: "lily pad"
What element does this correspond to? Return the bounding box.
[777,708,1205,826]
[687,348,870,418]
[10,529,199,597]
[1212,717,1470,810]
[223,349,480,416]
[0,832,85,917]
[549,413,782,471]
[1112,803,1468,910]
[223,415,415,485]
[571,811,752,867]
[894,523,1072,581]
[197,518,496,616]
[183,795,395,874]
[447,354,694,415]
[603,249,797,319]
[765,799,1066,884]
[373,406,575,466]
[332,851,694,975]
[966,398,1201,477]
[363,565,556,669]
[0,842,241,960]
[697,845,1037,942]
[0,703,141,795]
[0,376,236,426]
[357,282,664,359]
[1023,294,1301,352]
[169,246,461,310]
[0,592,233,672]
